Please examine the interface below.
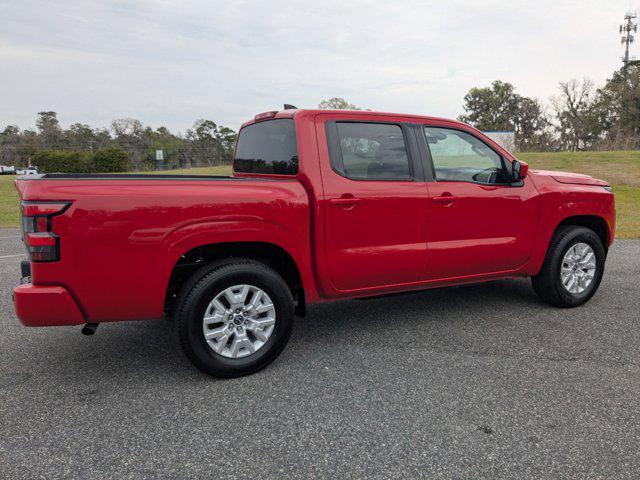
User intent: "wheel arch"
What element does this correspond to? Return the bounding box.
[164,241,306,317]
[554,215,610,253]
[522,212,612,276]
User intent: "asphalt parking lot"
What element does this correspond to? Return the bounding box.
[1,227,639,479]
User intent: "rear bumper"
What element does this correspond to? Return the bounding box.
[14,283,85,327]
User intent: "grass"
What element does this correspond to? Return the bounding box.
[517,150,640,187]
[1,151,639,237]
[517,150,640,238]
[140,165,232,176]
[0,174,20,228]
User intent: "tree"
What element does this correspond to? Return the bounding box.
[2,125,20,136]
[0,125,21,165]
[66,123,98,151]
[36,111,64,148]
[111,118,148,168]
[514,97,552,151]
[185,119,236,166]
[459,81,549,150]
[551,79,601,151]
[215,126,237,153]
[1,125,38,167]
[458,81,520,131]
[318,97,361,110]
[593,61,640,149]
[145,126,185,169]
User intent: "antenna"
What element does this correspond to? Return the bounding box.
[620,10,637,66]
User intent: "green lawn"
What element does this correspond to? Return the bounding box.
[517,151,640,238]
[140,165,232,176]
[517,150,640,187]
[0,173,20,228]
[2,151,639,237]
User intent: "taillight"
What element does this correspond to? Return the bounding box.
[21,201,70,262]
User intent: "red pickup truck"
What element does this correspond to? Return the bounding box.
[13,108,615,377]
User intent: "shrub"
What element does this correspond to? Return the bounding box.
[34,150,91,173]
[33,148,130,173]
[91,147,129,172]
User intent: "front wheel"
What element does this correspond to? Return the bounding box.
[532,225,606,308]
[174,260,294,378]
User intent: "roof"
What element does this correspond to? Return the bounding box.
[241,108,463,129]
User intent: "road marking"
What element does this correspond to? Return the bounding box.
[0,254,25,259]
[0,236,22,239]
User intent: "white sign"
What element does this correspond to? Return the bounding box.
[155,150,164,161]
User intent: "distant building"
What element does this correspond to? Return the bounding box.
[483,131,516,152]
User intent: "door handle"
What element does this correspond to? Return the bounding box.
[432,193,456,205]
[330,195,362,207]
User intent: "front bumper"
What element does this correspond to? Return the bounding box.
[14,283,85,327]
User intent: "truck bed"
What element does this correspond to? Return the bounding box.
[15,174,312,323]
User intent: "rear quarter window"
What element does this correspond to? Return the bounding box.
[234,119,298,175]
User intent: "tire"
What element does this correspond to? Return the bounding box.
[531,225,606,308]
[174,259,294,378]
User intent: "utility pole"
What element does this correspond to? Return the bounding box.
[620,11,637,67]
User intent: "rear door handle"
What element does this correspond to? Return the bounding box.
[330,195,362,207]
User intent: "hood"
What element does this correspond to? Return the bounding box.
[530,169,609,187]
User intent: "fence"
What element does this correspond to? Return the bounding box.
[0,144,233,172]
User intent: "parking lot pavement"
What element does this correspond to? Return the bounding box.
[1,227,639,479]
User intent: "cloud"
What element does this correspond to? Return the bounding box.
[0,0,635,131]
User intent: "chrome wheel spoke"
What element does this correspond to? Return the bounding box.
[205,326,232,353]
[255,303,274,314]
[565,275,576,291]
[250,327,269,342]
[203,312,224,324]
[252,317,275,329]
[578,252,594,266]
[223,288,237,306]
[204,325,228,340]
[250,290,263,309]
[238,285,250,304]
[229,334,254,357]
[208,299,227,316]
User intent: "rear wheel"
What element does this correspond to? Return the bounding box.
[532,225,605,308]
[174,260,294,378]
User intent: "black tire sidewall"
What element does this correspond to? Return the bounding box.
[179,263,294,377]
[550,228,605,306]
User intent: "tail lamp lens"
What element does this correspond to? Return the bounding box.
[25,232,58,261]
[20,201,70,262]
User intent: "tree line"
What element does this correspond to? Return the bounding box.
[459,62,640,151]
[0,113,237,170]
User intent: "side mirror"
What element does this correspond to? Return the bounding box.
[511,160,528,182]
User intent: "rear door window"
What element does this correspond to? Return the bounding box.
[329,122,412,180]
[234,119,298,175]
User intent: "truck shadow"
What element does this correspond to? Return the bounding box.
[16,278,546,383]
[301,278,542,330]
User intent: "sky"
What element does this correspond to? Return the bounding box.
[0,0,637,133]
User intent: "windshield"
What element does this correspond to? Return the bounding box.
[234,119,298,175]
